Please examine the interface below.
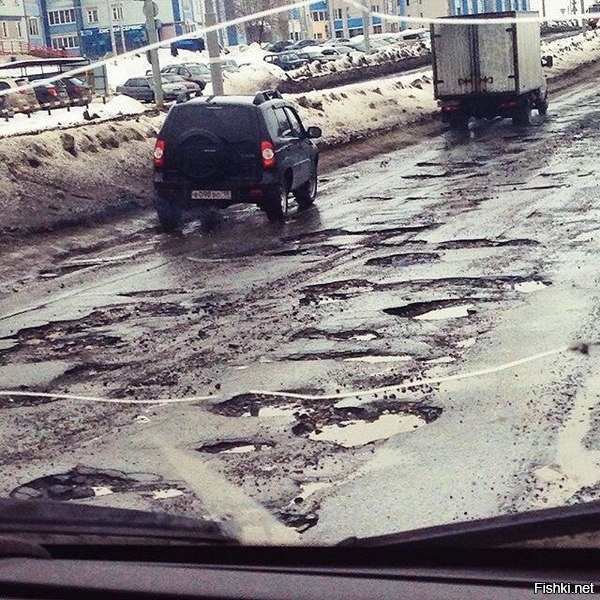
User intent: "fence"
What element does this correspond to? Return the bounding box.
[0,41,68,59]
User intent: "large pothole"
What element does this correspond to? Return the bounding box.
[383,299,478,320]
[11,464,182,501]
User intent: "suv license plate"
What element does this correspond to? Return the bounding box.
[191,190,232,200]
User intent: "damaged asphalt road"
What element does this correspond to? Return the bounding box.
[0,76,599,544]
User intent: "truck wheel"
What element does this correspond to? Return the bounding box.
[447,115,469,130]
[264,183,288,224]
[513,103,532,126]
[293,167,317,211]
[154,195,182,232]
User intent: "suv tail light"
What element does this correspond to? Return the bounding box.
[154,139,165,168]
[74,85,82,94]
[261,140,275,169]
[47,87,57,97]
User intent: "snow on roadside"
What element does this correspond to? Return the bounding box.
[0,95,146,138]
[542,29,600,77]
[291,73,436,146]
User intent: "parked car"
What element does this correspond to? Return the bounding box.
[263,52,310,71]
[61,77,92,106]
[31,80,70,110]
[116,76,188,102]
[161,63,209,89]
[265,40,294,53]
[221,59,240,73]
[328,37,352,45]
[0,77,39,114]
[170,38,205,54]
[288,38,322,50]
[343,38,391,53]
[152,90,322,230]
[158,73,202,93]
[0,93,14,119]
[297,49,340,63]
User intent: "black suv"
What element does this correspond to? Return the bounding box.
[153,90,321,230]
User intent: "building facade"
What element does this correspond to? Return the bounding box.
[0,0,28,54]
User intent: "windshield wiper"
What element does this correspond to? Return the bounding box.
[0,498,238,546]
[338,500,600,549]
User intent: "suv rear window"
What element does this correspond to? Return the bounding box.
[164,104,259,143]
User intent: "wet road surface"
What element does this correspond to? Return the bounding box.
[0,76,599,542]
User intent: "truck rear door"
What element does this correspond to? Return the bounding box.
[475,24,517,94]
[432,23,474,97]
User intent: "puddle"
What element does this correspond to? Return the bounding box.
[415,304,476,320]
[197,440,275,453]
[10,465,171,501]
[153,489,184,500]
[351,333,378,341]
[436,238,539,249]
[309,413,426,447]
[343,355,412,364]
[365,252,440,267]
[384,299,477,320]
[513,280,550,293]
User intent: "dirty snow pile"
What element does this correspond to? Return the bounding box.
[542,29,600,77]
[0,95,145,138]
[221,62,286,95]
[291,73,436,145]
[288,43,430,81]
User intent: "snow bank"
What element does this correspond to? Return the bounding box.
[222,62,285,95]
[542,29,600,77]
[288,43,429,81]
[291,73,437,146]
[0,95,146,138]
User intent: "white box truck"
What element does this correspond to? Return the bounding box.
[431,12,549,128]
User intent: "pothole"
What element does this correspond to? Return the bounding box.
[343,355,413,364]
[197,440,275,454]
[436,238,539,249]
[513,280,550,293]
[308,413,426,447]
[209,394,442,448]
[383,299,477,320]
[365,252,440,267]
[10,464,174,501]
[290,328,381,342]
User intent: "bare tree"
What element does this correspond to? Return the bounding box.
[236,0,290,43]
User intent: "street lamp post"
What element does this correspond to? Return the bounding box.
[106,0,118,56]
[204,0,224,95]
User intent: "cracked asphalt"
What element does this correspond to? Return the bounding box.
[0,74,599,543]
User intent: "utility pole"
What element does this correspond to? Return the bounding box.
[143,0,164,108]
[204,0,224,95]
[580,0,586,30]
[106,0,118,56]
[362,0,371,51]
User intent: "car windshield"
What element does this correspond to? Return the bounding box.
[1,6,599,552]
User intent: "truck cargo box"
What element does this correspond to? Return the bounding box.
[431,12,544,98]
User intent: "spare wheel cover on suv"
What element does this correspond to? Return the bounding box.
[172,128,230,181]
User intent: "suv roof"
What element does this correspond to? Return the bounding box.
[175,90,285,107]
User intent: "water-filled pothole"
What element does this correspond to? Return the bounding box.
[10,464,173,501]
[343,355,412,364]
[383,299,477,320]
[209,394,442,447]
[365,252,440,267]
[308,413,426,447]
[197,440,275,454]
[290,327,381,342]
[436,238,539,250]
[513,280,550,293]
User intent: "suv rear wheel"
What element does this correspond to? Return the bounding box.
[264,183,288,224]
[294,166,317,211]
[154,194,182,232]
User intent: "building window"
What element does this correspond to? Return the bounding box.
[87,8,99,23]
[334,8,343,19]
[373,24,382,32]
[48,9,76,25]
[28,17,39,36]
[51,34,79,49]
[316,32,323,39]
[111,5,123,21]
[1,22,7,38]
[371,4,380,11]
[16,21,22,37]
[312,10,326,21]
